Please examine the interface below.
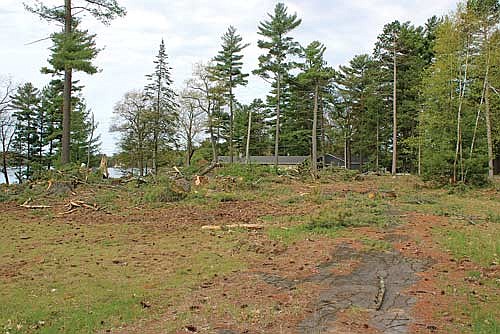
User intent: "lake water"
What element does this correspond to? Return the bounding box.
[0,167,127,184]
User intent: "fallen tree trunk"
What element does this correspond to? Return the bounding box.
[20,198,51,209]
[198,163,220,177]
[21,204,52,209]
[202,224,264,231]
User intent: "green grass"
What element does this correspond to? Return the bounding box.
[0,211,245,334]
[437,225,500,266]
[267,191,393,244]
[471,311,500,334]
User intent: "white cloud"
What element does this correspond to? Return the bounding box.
[0,0,457,154]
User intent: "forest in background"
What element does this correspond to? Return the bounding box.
[0,0,499,185]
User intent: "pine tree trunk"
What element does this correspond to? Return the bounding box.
[392,33,397,176]
[61,0,72,165]
[344,132,348,169]
[274,73,281,172]
[245,107,252,164]
[320,98,325,158]
[87,112,94,167]
[48,140,53,169]
[229,80,234,164]
[311,83,319,177]
[375,115,379,171]
[27,118,31,179]
[418,131,422,176]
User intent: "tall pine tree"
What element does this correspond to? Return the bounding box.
[211,26,249,163]
[25,0,125,164]
[254,2,302,171]
[297,41,334,176]
[10,83,41,179]
[145,39,178,174]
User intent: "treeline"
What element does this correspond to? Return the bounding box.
[0,76,99,184]
[113,0,500,184]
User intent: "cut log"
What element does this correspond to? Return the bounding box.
[58,208,78,215]
[201,225,222,231]
[227,224,264,230]
[21,204,52,209]
[201,224,264,231]
[198,163,220,177]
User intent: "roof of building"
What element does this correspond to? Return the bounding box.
[218,156,308,165]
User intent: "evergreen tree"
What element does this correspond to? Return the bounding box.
[297,41,334,176]
[334,54,375,169]
[10,83,41,179]
[374,21,430,174]
[232,99,271,161]
[145,39,178,174]
[40,82,63,168]
[211,26,249,163]
[25,0,126,164]
[254,2,302,171]
[70,98,101,164]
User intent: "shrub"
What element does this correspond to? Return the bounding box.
[142,177,188,203]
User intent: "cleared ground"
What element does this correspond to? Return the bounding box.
[0,169,499,333]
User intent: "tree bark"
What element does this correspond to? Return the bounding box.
[229,78,234,164]
[453,37,469,183]
[208,111,217,163]
[375,115,379,171]
[485,82,494,180]
[61,0,72,165]
[274,73,281,172]
[467,50,488,182]
[311,83,319,177]
[392,33,397,176]
[87,112,94,167]
[245,106,252,164]
[320,98,325,158]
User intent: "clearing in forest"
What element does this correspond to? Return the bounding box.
[0,168,499,334]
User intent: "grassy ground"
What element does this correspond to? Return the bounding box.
[0,167,498,333]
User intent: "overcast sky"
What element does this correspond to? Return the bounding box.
[0,0,457,154]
